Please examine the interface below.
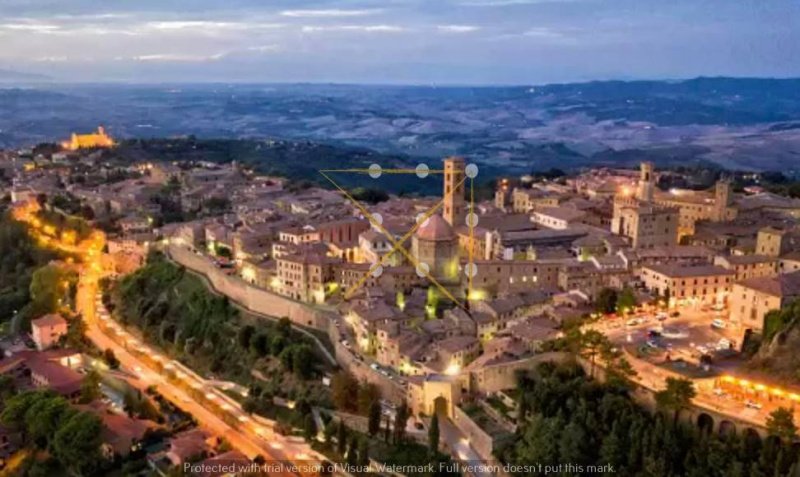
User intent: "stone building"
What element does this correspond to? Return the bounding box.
[412,214,459,284]
[729,271,800,333]
[611,162,679,249]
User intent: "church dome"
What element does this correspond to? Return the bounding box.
[416,214,455,241]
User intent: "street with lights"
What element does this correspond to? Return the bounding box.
[585,303,800,430]
[12,201,326,477]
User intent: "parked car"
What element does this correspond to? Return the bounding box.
[711,319,727,329]
[745,400,762,410]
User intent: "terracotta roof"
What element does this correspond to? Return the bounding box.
[199,451,251,477]
[737,270,800,298]
[31,313,66,328]
[416,214,455,241]
[644,264,734,278]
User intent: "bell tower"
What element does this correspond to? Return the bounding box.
[637,161,655,202]
[443,157,466,227]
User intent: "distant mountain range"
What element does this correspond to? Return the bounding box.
[1,77,799,175]
[0,69,51,83]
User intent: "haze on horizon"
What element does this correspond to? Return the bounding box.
[0,0,798,85]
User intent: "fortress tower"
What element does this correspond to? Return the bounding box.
[712,179,733,222]
[637,161,655,203]
[443,157,466,228]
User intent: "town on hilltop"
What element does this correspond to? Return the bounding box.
[3,130,800,476]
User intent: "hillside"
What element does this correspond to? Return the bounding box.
[107,137,445,195]
[2,77,800,174]
[108,252,333,405]
[748,300,800,383]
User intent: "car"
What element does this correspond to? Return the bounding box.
[745,400,762,410]
[626,318,643,327]
[656,312,668,321]
[711,319,727,329]
[370,363,380,371]
[717,338,731,350]
[696,345,709,355]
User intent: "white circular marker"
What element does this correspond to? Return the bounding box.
[465,164,479,179]
[464,263,477,278]
[416,262,430,278]
[372,265,383,278]
[415,163,429,178]
[466,213,479,228]
[368,164,382,179]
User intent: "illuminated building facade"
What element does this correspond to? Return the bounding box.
[61,127,114,151]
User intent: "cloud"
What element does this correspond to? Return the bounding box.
[462,0,582,5]
[280,9,381,18]
[0,21,61,33]
[437,25,481,33]
[246,45,280,53]
[33,56,70,62]
[132,53,225,62]
[301,24,405,33]
[142,21,245,31]
[489,26,576,43]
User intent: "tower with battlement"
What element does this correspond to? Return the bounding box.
[443,157,466,228]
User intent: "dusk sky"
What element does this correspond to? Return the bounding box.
[0,0,798,84]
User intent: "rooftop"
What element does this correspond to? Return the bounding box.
[416,214,455,241]
[736,270,800,297]
[644,264,735,278]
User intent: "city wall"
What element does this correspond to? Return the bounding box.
[168,245,329,329]
[167,244,407,404]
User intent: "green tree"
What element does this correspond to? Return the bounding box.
[277,317,291,337]
[323,420,336,447]
[25,395,72,448]
[0,375,17,401]
[237,325,255,349]
[250,333,269,356]
[331,371,359,413]
[766,407,797,441]
[357,437,369,468]
[346,435,359,466]
[595,288,618,314]
[52,411,104,476]
[79,370,102,404]
[303,413,318,442]
[580,329,610,378]
[291,344,314,378]
[368,401,381,437]
[1,390,53,430]
[615,287,637,314]
[28,264,77,316]
[357,382,381,416]
[393,400,409,444]
[103,348,119,369]
[337,421,348,455]
[428,413,440,455]
[655,377,696,424]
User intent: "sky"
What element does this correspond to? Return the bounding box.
[0,0,798,85]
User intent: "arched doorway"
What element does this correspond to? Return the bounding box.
[697,413,714,435]
[719,420,736,437]
[433,396,449,417]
